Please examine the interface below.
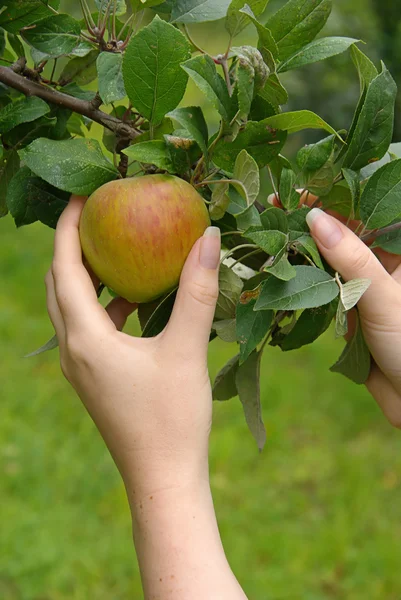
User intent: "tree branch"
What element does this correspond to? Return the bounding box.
[361,221,401,244]
[0,62,139,141]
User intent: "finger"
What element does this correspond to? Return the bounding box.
[105,297,138,331]
[52,195,113,335]
[372,248,401,276]
[306,208,398,323]
[163,227,221,360]
[267,189,319,208]
[367,365,401,429]
[45,269,66,345]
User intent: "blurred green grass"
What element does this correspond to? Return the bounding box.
[1,216,401,600]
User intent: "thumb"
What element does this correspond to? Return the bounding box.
[306,208,397,322]
[163,227,221,359]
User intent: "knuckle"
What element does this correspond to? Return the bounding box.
[187,279,219,308]
[346,249,372,275]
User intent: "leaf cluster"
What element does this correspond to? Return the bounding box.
[0,0,399,448]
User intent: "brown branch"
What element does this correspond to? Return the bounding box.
[361,221,401,244]
[0,62,139,141]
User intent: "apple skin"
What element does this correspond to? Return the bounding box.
[79,174,211,303]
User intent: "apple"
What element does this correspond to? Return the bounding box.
[79,174,211,303]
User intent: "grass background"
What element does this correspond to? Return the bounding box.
[2,0,401,598]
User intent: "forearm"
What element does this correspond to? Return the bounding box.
[128,481,247,600]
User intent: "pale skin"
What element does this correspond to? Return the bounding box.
[46,194,400,600]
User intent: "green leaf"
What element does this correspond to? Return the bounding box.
[62,82,96,102]
[213,120,287,171]
[342,168,360,217]
[164,133,196,173]
[7,32,25,58]
[20,138,119,195]
[213,318,237,343]
[304,161,335,196]
[209,182,230,220]
[235,350,266,451]
[287,206,310,234]
[279,167,300,210]
[0,149,20,217]
[371,222,401,255]
[235,53,255,119]
[141,288,177,337]
[330,314,371,385]
[213,354,240,401]
[335,277,371,338]
[260,206,288,232]
[123,17,190,125]
[215,264,244,320]
[0,96,50,134]
[297,134,335,172]
[266,0,332,62]
[171,0,231,23]
[132,0,166,10]
[262,110,341,138]
[360,160,401,230]
[249,94,277,121]
[167,106,208,156]
[182,55,232,122]
[95,0,126,14]
[25,334,59,358]
[350,45,378,94]
[277,302,336,351]
[226,0,269,38]
[278,37,358,72]
[255,265,338,311]
[21,14,81,58]
[236,297,273,364]
[0,0,60,33]
[342,65,397,171]
[264,253,296,280]
[246,227,287,255]
[292,234,324,269]
[6,165,69,228]
[239,5,279,61]
[258,73,288,106]
[319,184,353,217]
[123,140,174,172]
[59,49,98,86]
[232,149,260,207]
[97,52,126,105]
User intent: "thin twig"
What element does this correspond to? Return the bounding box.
[220,244,259,264]
[267,164,279,200]
[183,25,206,54]
[361,221,401,244]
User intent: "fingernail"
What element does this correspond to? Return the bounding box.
[267,194,276,205]
[200,227,221,270]
[306,208,343,249]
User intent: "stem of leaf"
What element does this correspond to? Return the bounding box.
[50,58,57,85]
[267,164,279,202]
[195,178,243,189]
[221,231,243,238]
[183,25,206,55]
[229,249,263,270]
[220,57,233,96]
[220,244,259,265]
[112,0,117,40]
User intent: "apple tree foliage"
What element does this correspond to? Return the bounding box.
[0,0,400,448]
